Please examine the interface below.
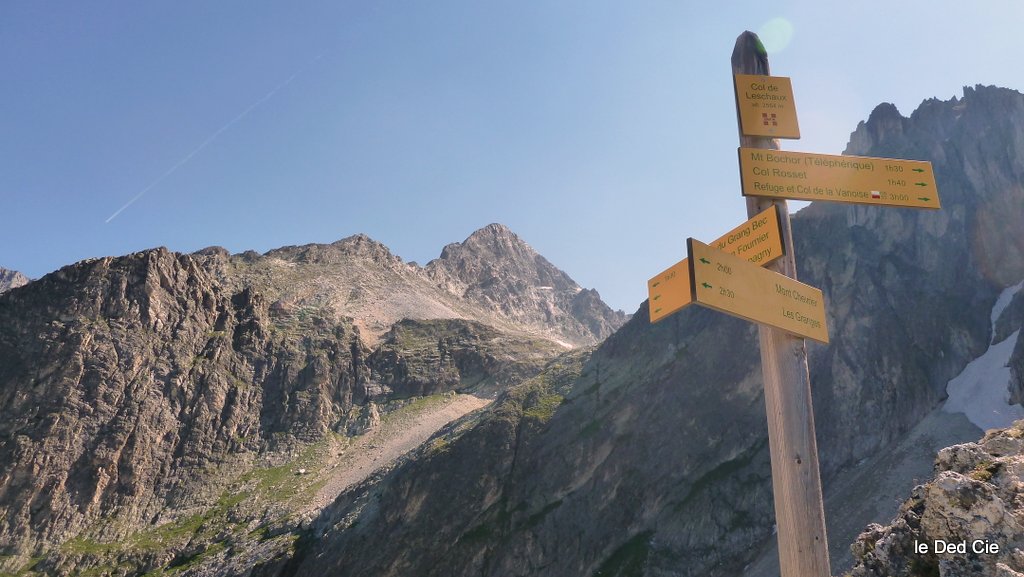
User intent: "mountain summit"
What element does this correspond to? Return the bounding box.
[226,224,623,347]
[426,224,627,346]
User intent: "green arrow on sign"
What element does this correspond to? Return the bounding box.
[652,294,661,300]
[918,197,930,202]
[912,168,925,173]
[654,307,662,313]
[701,282,713,289]
[915,182,928,187]
[699,257,711,264]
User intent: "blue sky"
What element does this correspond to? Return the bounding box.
[2,2,1021,312]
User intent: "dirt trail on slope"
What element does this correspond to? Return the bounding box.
[305,393,491,513]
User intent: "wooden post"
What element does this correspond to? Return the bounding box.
[731,31,831,577]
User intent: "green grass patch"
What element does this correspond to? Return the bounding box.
[163,541,226,575]
[377,392,453,428]
[132,513,207,551]
[58,438,331,573]
[427,437,451,455]
[0,555,44,577]
[969,460,1000,483]
[236,437,331,509]
[523,394,564,423]
[61,536,120,556]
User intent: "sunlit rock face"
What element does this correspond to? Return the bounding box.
[847,421,1024,577]
[0,267,29,293]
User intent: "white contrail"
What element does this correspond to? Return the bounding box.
[105,54,323,223]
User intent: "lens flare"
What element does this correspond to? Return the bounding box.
[758,17,794,54]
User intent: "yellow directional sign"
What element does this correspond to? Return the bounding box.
[648,259,691,323]
[687,238,829,343]
[734,74,800,139]
[709,204,784,263]
[648,206,785,323]
[739,148,940,209]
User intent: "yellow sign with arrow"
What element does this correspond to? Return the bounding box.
[739,148,940,209]
[688,238,829,343]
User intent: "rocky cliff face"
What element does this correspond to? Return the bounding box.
[847,421,1024,577]
[289,85,1024,577]
[0,267,29,293]
[0,226,620,574]
[797,84,1024,475]
[0,249,364,564]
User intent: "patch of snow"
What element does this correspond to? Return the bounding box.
[943,281,1024,431]
[943,329,1022,431]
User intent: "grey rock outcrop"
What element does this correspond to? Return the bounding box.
[847,421,1024,577]
[0,267,29,293]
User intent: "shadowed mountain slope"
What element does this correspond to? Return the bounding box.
[293,85,1024,577]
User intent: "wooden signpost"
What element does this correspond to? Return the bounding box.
[645,30,941,577]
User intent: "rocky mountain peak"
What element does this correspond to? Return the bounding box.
[332,232,386,252]
[431,223,575,291]
[452,222,519,251]
[844,102,906,155]
[425,224,626,345]
[0,267,29,293]
[469,221,514,237]
[331,233,401,265]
